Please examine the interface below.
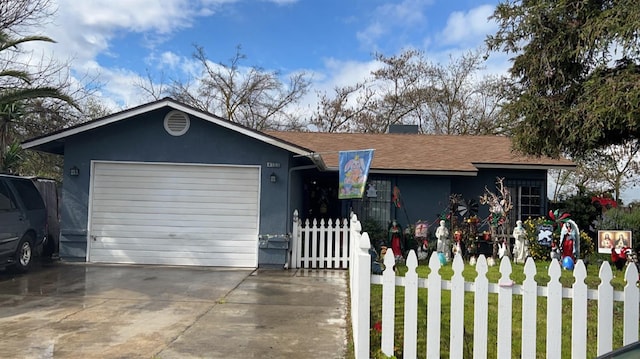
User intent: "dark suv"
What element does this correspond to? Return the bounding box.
[0,174,47,272]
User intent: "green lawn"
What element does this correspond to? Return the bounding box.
[365,258,636,359]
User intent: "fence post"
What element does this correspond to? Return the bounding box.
[350,221,370,359]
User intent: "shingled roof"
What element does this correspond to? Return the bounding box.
[266,131,574,175]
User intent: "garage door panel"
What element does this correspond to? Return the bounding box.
[95,236,257,247]
[92,241,257,254]
[91,210,259,223]
[92,199,258,211]
[93,205,258,217]
[89,162,260,267]
[93,227,257,239]
[92,187,258,199]
[94,177,258,189]
[89,254,257,267]
[94,164,252,178]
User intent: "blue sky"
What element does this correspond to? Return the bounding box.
[20,0,640,202]
[26,0,504,108]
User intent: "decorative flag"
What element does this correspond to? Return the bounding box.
[338,149,374,199]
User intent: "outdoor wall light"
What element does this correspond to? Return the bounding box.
[270,172,277,183]
[70,166,80,177]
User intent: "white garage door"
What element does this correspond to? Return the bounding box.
[88,162,260,267]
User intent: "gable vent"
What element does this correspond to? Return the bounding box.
[164,110,190,136]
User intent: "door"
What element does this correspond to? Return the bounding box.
[88,161,260,267]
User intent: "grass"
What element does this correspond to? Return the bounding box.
[365,257,637,359]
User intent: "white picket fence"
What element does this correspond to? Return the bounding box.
[348,213,640,359]
[290,210,350,269]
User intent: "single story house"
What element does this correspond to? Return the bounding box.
[22,98,574,268]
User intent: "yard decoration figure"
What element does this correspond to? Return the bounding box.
[388,219,404,263]
[479,177,513,259]
[436,220,450,261]
[559,219,580,261]
[414,221,429,260]
[512,220,527,263]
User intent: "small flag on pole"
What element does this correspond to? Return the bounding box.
[338,149,374,199]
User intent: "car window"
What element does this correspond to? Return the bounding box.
[9,179,45,210]
[0,180,18,211]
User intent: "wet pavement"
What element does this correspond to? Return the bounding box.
[0,261,348,358]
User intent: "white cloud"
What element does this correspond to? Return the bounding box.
[357,0,432,50]
[439,5,497,46]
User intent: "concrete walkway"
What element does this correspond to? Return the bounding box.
[0,262,348,358]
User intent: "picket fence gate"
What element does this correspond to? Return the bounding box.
[290,210,350,269]
[348,213,640,359]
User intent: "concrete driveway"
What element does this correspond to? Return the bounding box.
[0,261,348,358]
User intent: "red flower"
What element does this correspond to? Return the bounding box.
[373,321,382,333]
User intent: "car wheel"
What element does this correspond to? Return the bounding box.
[9,234,34,273]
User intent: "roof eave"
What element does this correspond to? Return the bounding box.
[473,163,576,170]
[324,167,479,176]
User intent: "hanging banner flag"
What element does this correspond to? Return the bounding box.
[339,149,374,199]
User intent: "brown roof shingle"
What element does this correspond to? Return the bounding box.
[266,132,574,174]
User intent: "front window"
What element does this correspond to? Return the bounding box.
[351,179,391,226]
[507,179,545,225]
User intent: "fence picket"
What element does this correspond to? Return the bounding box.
[426,253,442,359]
[597,262,614,356]
[381,249,397,356]
[342,218,350,268]
[522,258,537,359]
[450,254,465,358]
[623,263,639,345]
[404,251,418,359]
[572,260,588,359]
[546,259,563,358]
[497,257,513,359]
[473,255,489,359]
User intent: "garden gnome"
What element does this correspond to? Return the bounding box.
[436,220,450,261]
[512,220,527,264]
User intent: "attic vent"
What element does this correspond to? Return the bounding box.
[164,110,190,136]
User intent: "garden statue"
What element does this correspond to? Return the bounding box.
[560,219,580,261]
[435,220,450,261]
[388,219,404,263]
[512,220,527,263]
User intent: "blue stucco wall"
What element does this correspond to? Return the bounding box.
[59,107,294,262]
[393,175,451,229]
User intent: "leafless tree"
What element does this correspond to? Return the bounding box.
[310,49,508,135]
[140,45,311,131]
